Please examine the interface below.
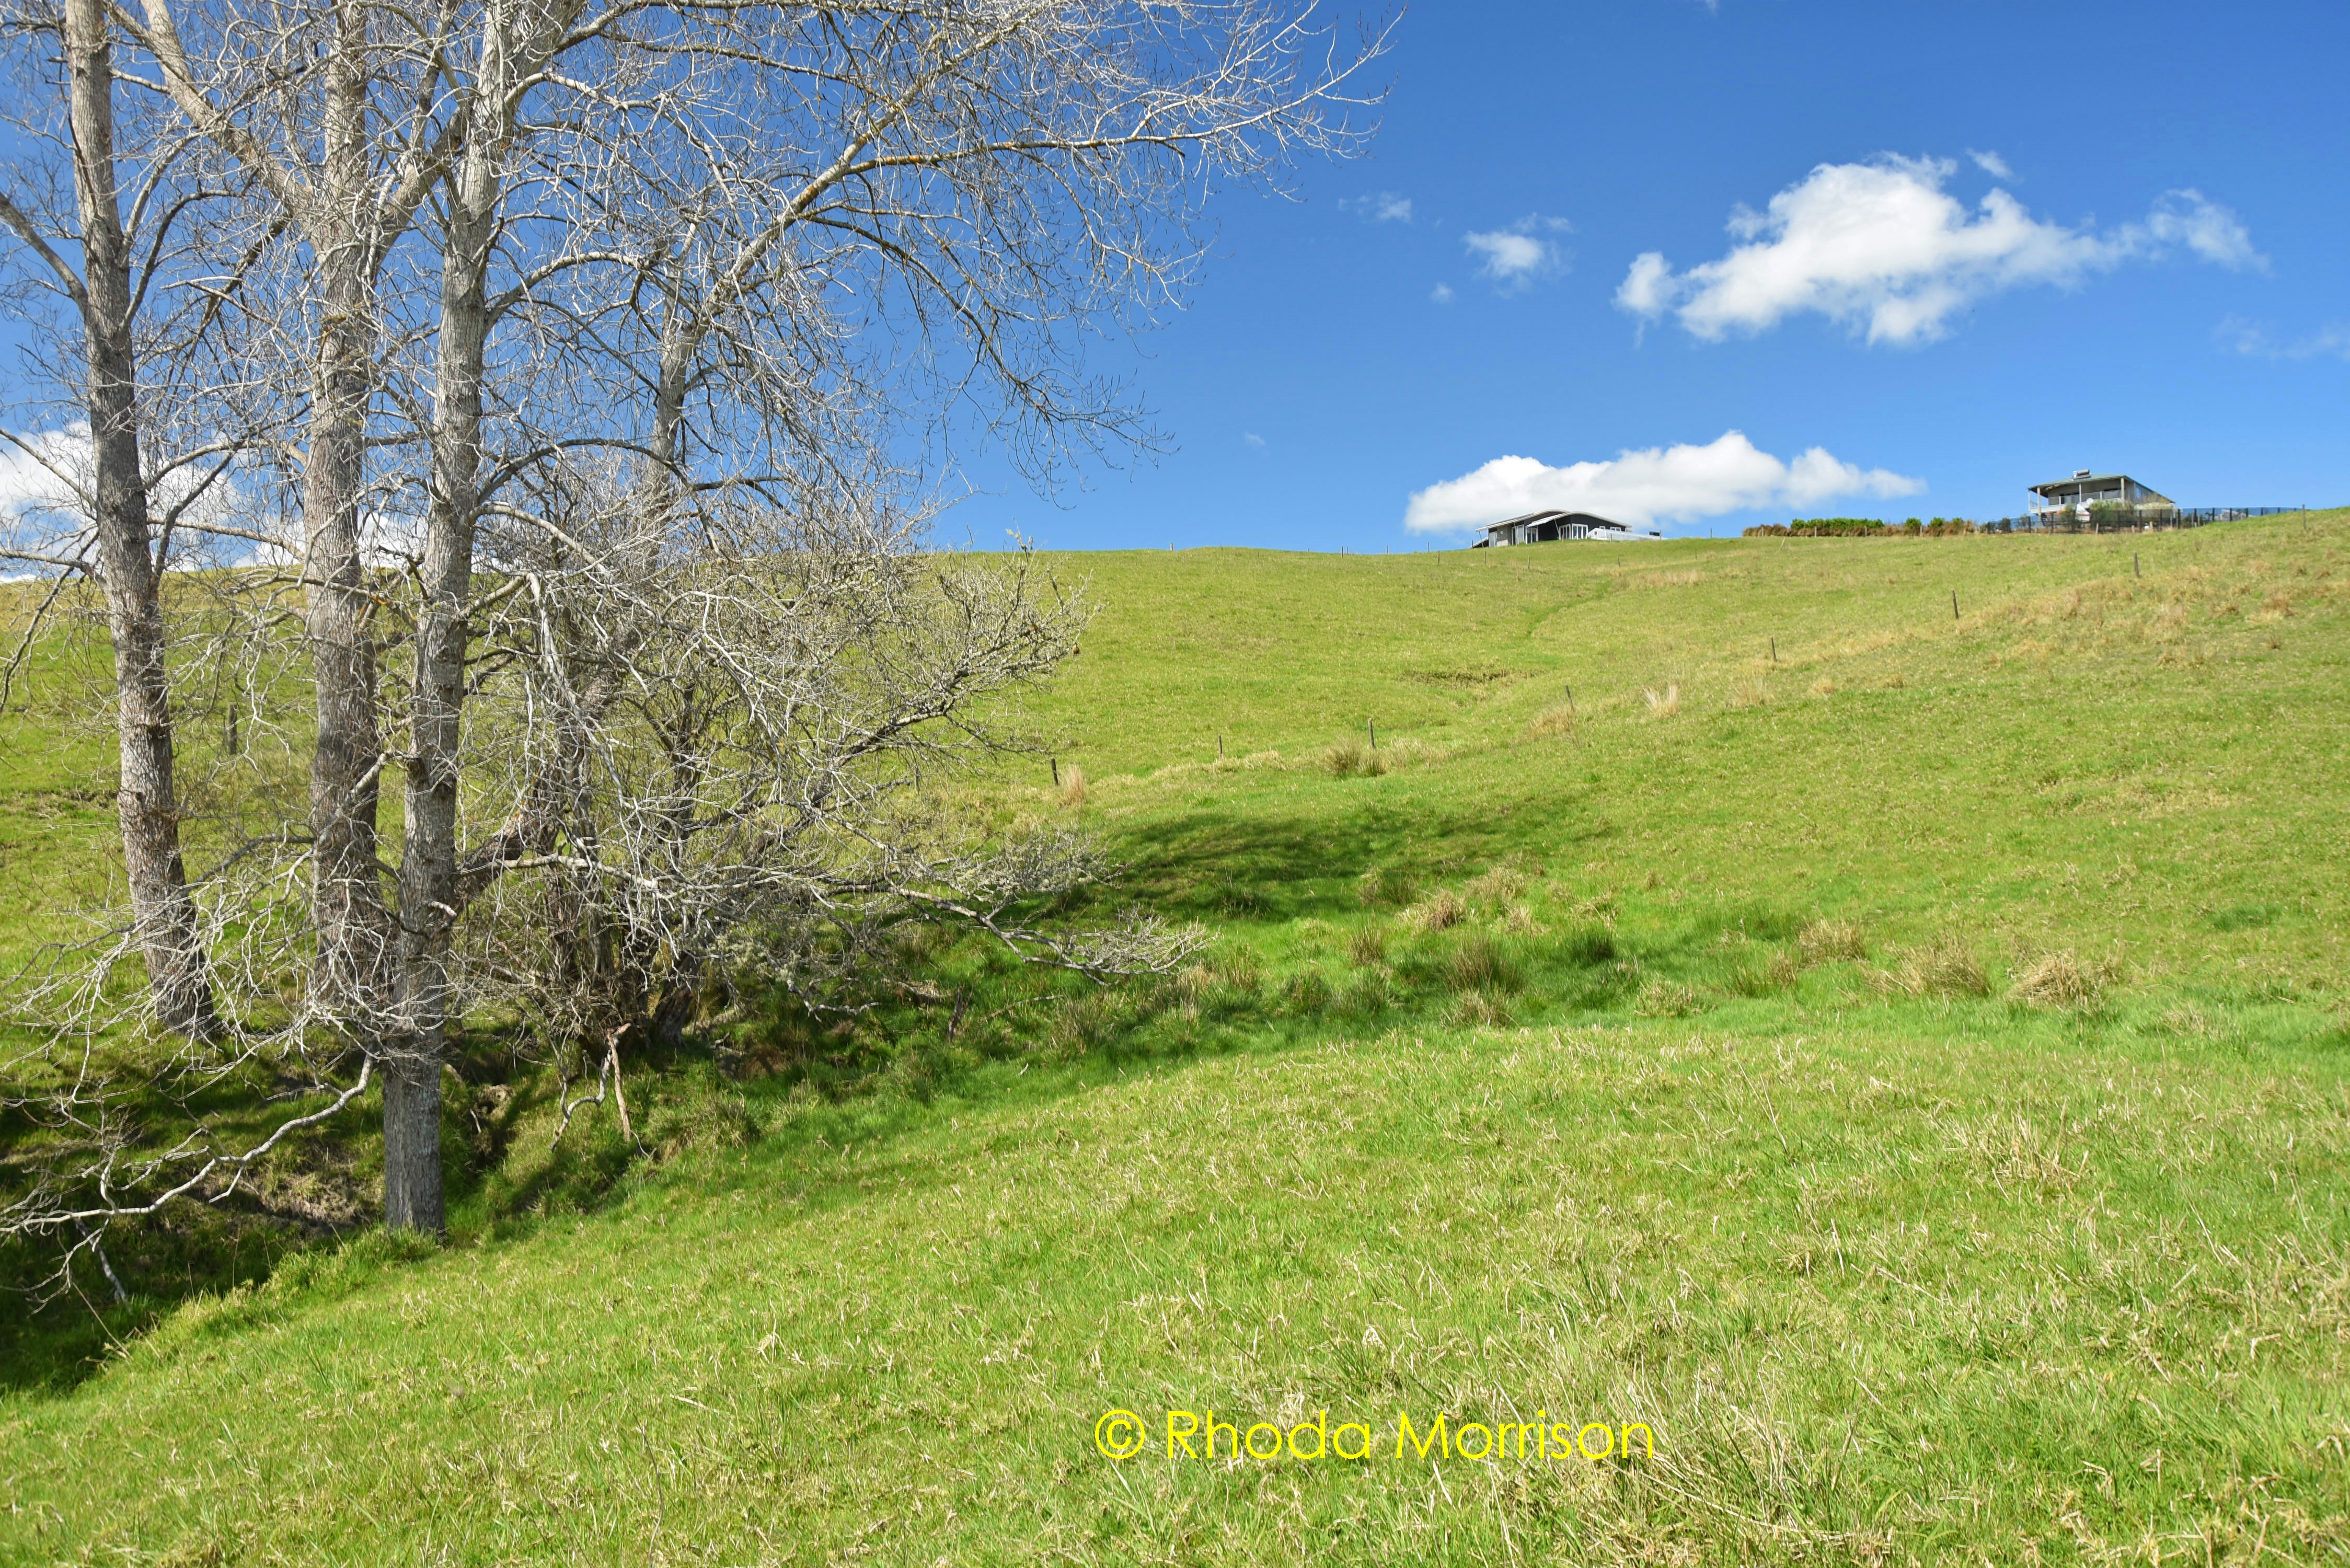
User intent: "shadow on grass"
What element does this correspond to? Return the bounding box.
[1110,799,1623,923]
[0,1030,572,1400]
[12,837,2339,1402]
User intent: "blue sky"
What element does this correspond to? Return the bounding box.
[959,0,2350,550]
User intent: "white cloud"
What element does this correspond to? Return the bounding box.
[1615,252,1674,317]
[0,425,95,563]
[1341,191,1413,224]
[1617,156,2265,345]
[1402,431,1923,534]
[1463,215,1572,291]
[2142,189,2263,270]
[1243,432,1267,449]
[1,423,285,570]
[1430,282,1456,305]
[2218,314,2350,361]
[1967,148,2013,179]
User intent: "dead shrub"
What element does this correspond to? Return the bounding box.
[2010,949,2124,1010]
[1877,934,1990,998]
[1347,925,1389,967]
[1401,889,1467,933]
[1796,917,1868,965]
[1642,683,1681,718]
[1528,703,1577,739]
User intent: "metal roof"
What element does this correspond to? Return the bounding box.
[2028,473,2132,494]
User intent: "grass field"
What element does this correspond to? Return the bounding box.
[3,513,2347,1564]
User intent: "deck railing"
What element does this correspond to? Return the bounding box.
[1985,506,2303,534]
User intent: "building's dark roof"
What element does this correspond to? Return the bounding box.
[1484,509,1630,533]
[2029,473,2173,501]
[2028,473,2132,494]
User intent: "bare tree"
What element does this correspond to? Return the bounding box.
[115,0,471,1031]
[1,0,1385,1247]
[0,0,279,1036]
[361,0,1384,1228]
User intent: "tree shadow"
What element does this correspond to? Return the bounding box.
[1107,797,1621,924]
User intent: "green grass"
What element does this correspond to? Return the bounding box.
[4,513,2349,1564]
[0,627,123,970]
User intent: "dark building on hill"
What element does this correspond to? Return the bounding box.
[1472,510,1662,548]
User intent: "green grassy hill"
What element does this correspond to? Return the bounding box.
[4,514,2347,1564]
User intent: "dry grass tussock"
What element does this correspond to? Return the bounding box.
[1807,676,1836,697]
[1321,735,1444,778]
[1642,683,1680,718]
[1400,889,1467,933]
[1461,866,1525,906]
[1445,932,1521,995]
[1445,989,1513,1028]
[1527,702,1576,740]
[1873,933,1990,998]
[2009,948,2125,1009]
[1056,765,1087,809]
[1346,925,1387,968]
[1354,866,1415,908]
[1635,978,1700,1017]
[1730,679,1769,709]
[1281,971,1333,1016]
[1796,917,1867,965]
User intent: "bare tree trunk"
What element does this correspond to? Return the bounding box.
[385,82,501,1234]
[302,0,392,1030]
[64,0,216,1039]
[378,1057,443,1229]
